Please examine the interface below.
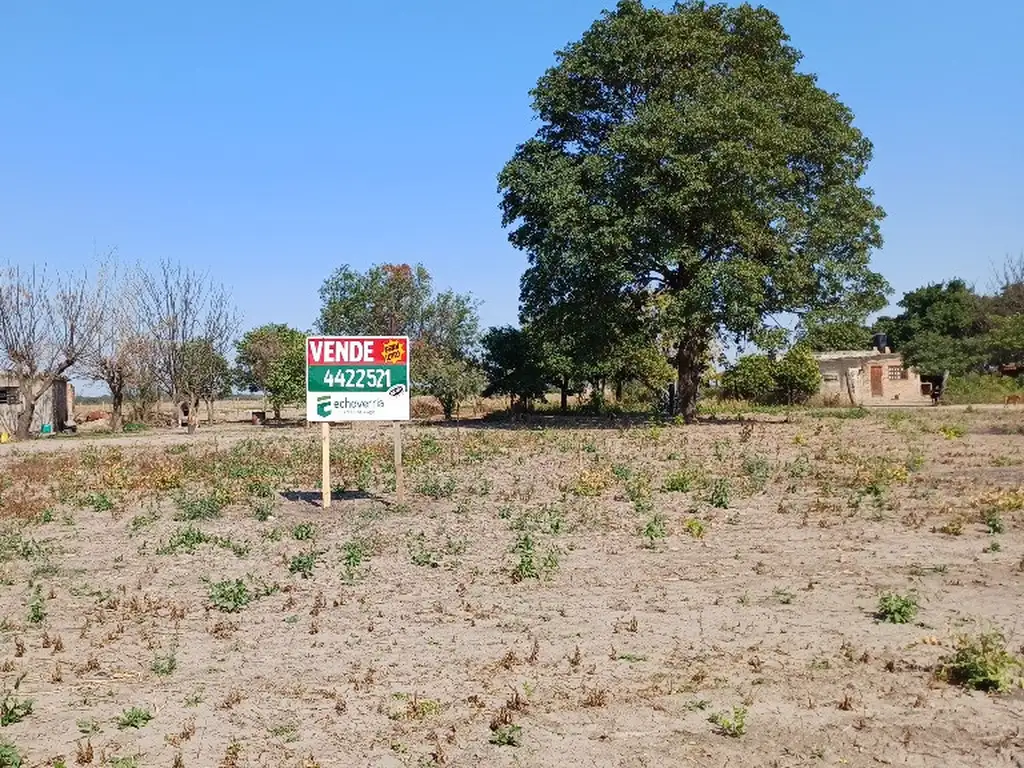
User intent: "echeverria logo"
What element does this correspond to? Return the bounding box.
[316,396,332,418]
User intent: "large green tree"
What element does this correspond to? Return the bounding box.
[235,323,306,420]
[873,279,987,376]
[498,0,888,421]
[480,326,551,408]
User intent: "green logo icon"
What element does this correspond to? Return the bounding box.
[316,396,332,418]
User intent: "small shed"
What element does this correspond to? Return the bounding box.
[0,373,75,436]
[813,351,932,407]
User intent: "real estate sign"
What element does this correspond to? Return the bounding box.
[306,336,410,422]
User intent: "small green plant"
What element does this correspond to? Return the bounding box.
[291,522,316,541]
[157,526,249,558]
[408,534,440,568]
[708,706,747,737]
[511,533,538,582]
[128,510,159,532]
[938,423,966,440]
[708,478,731,509]
[937,518,964,536]
[174,487,229,521]
[206,579,252,612]
[983,509,1005,534]
[683,518,706,539]
[938,629,1022,692]
[0,675,32,726]
[288,551,319,579]
[875,591,918,624]
[663,470,694,493]
[742,455,771,492]
[150,653,177,676]
[509,533,559,582]
[489,724,522,747]
[26,588,45,624]
[611,463,633,482]
[641,512,667,548]
[0,742,22,768]
[984,540,1002,553]
[415,472,456,500]
[116,707,153,729]
[340,538,371,582]
[82,492,114,513]
[251,497,275,521]
[108,756,140,768]
[157,525,208,554]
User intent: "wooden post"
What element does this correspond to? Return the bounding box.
[393,421,404,505]
[321,421,331,509]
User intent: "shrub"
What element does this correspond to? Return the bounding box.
[708,706,747,737]
[875,592,918,624]
[0,741,22,768]
[663,470,695,493]
[942,373,1024,405]
[720,355,777,403]
[938,630,1022,692]
[720,346,820,406]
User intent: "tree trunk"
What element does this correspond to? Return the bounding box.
[14,376,51,440]
[675,336,707,424]
[615,379,624,402]
[206,398,214,425]
[560,378,569,412]
[15,398,36,441]
[110,389,124,433]
[187,397,199,434]
[273,405,281,422]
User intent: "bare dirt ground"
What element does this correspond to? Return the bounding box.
[0,407,1022,767]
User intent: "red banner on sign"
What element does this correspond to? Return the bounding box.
[306,337,409,366]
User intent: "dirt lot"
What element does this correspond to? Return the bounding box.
[0,407,1022,767]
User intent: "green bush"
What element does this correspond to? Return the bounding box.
[720,354,777,402]
[942,373,1024,405]
[720,346,820,405]
[938,629,1022,692]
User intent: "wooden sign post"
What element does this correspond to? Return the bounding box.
[393,421,404,504]
[321,421,331,509]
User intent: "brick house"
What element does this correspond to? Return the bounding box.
[0,373,75,436]
[813,350,933,407]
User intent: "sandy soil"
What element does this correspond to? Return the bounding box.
[0,407,1022,767]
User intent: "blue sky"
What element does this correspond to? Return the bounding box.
[2,0,1022,336]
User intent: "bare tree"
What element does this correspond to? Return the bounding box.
[135,260,238,434]
[82,259,144,432]
[0,264,105,440]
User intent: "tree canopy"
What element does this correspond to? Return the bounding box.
[235,323,306,420]
[499,0,888,421]
[317,263,478,357]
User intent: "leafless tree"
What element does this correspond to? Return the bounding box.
[82,258,144,432]
[0,264,105,439]
[135,260,238,434]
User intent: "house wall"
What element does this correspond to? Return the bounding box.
[814,353,931,407]
[0,375,70,435]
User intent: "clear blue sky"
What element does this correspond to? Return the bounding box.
[2,1,1022,335]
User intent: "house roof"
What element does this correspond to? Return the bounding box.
[813,350,902,362]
